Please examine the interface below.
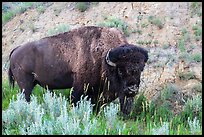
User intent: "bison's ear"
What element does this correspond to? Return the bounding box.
[106,49,116,67]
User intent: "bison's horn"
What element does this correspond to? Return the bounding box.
[106,49,116,67]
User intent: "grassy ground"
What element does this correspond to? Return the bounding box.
[2,78,202,135]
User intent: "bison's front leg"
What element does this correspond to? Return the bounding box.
[70,75,85,106]
[119,95,134,115]
[71,86,84,106]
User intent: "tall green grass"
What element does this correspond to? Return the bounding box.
[2,79,202,135]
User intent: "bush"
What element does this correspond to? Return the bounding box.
[178,39,186,53]
[2,91,126,135]
[190,2,202,17]
[180,95,202,126]
[2,11,15,25]
[192,53,202,62]
[192,24,202,41]
[98,16,130,36]
[188,117,201,135]
[75,2,90,12]
[47,24,70,36]
[37,5,46,13]
[148,16,164,29]
[2,2,36,25]
[178,71,195,81]
[192,83,202,92]
[161,83,179,101]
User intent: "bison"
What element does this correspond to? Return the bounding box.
[8,26,148,115]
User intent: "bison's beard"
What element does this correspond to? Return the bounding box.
[119,94,134,115]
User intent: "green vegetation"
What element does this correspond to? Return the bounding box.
[181,28,190,42]
[179,52,192,63]
[190,2,202,17]
[162,43,169,49]
[47,24,70,36]
[178,71,195,81]
[192,53,202,62]
[136,40,152,45]
[141,22,149,28]
[2,79,202,135]
[148,16,164,29]
[53,8,62,16]
[36,5,46,14]
[161,83,179,101]
[75,2,90,12]
[192,83,202,93]
[136,40,145,45]
[179,52,202,64]
[28,22,37,33]
[98,16,130,36]
[136,29,142,35]
[192,24,202,41]
[2,2,49,25]
[153,40,159,45]
[2,2,35,25]
[178,39,186,53]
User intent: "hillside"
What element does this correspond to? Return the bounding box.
[2,2,202,115]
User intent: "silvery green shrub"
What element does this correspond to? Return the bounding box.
[104,102,119,128]
[103,102,126,134]
[43,90,68,119]
[184,95,202,112]
[188,117,201,135]
[2,93,44,134]
[3,91,130,135]
[151,122,169,135]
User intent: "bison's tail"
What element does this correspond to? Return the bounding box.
[8,67,15,89]
[8,46,20,89]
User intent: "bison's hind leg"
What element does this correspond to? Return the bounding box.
[14,72,36,102]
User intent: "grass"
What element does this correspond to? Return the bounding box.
[179,52,202,64]
[28,22,37,33]
[178,39,186,53]
[192,53,202,62]
[148,16,164,29]
[36,5,46,14]
[47,24,70,36]
[141,22,149,28]
[98,16,130,36]
[2,2,35,25]
[192,83,202,93]
[178,71,195,81]
[136,40,152,45]
[75,2,90,12]
[192,24,202,41]
[162,43,169,49]
[53,8,62,16]
[2,2,50,25]
[190,2,202,17]
[2,78,202,135]
[153,40,159,45]
[179,52,192,63]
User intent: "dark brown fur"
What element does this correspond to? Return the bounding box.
[8,26,148,115]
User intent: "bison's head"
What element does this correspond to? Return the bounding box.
[106,44,148,115]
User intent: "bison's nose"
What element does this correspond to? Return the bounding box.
[128,85,138,92]
[126,85,138,97]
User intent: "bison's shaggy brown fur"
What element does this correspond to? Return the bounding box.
[8,26,148,115]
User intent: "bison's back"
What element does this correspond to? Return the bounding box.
[42,26,128,77]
